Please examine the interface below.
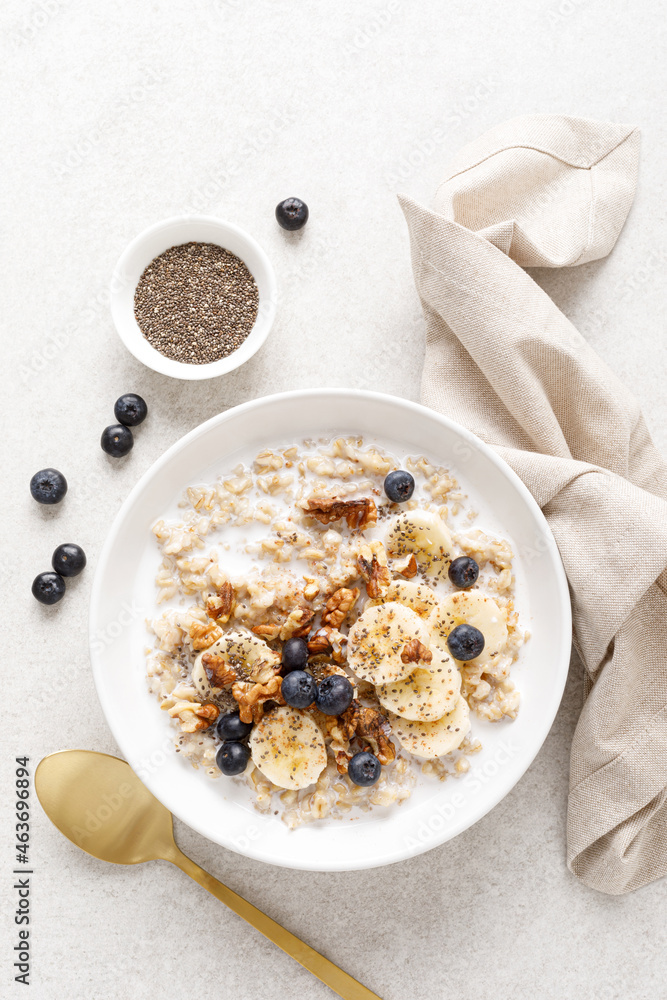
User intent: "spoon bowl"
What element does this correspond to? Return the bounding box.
[35,749,174,865]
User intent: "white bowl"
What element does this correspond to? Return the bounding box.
[89,389,571,871]
[110,216,277,380]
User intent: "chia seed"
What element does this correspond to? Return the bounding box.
[133,241,259,364]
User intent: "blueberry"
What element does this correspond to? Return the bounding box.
[216,711,253,742]
[114,393,148,427]
[101,424,133,457]
[30,468,67,505]
[32,571,66,605]
[215,741,250,776]
[275,197,309,231]
[446,623,485,661]
[281,670,318,709]
[448,556,479,589]
[348,751,381,787]
[281,636,309,673]
[316,674,354,716]
[383,470,415,503]
[52,543,86,578]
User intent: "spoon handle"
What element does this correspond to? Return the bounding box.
[167,846,382,1000]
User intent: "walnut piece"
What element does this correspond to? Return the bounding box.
[232,675,285,724]
[357,540,392,598]
[303,579,320,601]
[307,626,348,663]
[162,689,220,732]
[201,652,237,688]
[188,620,223,651]
[327,700,396,767]
[334,701,362,744]
[355,704,396,765]
[310,703,357,774]
[191,703,220,730]
[334,748,353,775]
[251,623,281,640]
[401,639,433,665]
[322,587,360,629]
[392,553,418,579]
[279,606,315,640]
[206,581,235,622]
[303,496,377,530]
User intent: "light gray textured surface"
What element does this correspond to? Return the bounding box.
[2,1,666,997]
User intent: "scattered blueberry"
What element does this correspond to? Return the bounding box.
[216,711,253,743]
[281,670,318,709]
[448,556,479,590]
[316,674,354,716]
[348,751,381,787]
[281,636,309,673]
[446,623,485,661]
[52,543,86,578]
[30,468,67,505]
[32,571,66,605]
[114,393,148,427]
[101,424,133,458]
[215,741,250,776]
[383,470,415,503]
[275,197,309,231]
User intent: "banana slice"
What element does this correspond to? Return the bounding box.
[430,591,507,666]
[388,697,470,758]
[376,645,461,722]
[250,706,327,789]
[386,509,453,580]
[347,601,431,685]
[192,629,280,700]
[383,579,441,620]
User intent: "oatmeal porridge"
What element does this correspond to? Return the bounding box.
[146,436,526,829]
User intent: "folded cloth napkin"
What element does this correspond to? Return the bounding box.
[399,114,667,895]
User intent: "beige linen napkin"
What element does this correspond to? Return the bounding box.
[399,115,667,895]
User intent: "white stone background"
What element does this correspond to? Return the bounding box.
[2,0,666,997]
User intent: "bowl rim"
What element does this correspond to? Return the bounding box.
[109,214,277,381]
[89,388,572,870]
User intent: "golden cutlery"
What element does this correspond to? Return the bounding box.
[35,750,382,1000]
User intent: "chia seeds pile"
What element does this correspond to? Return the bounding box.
[133,241,259,364]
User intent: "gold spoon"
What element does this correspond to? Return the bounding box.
[35,750,381,1000]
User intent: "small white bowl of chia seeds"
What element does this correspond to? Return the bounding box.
[110,215,277,379]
